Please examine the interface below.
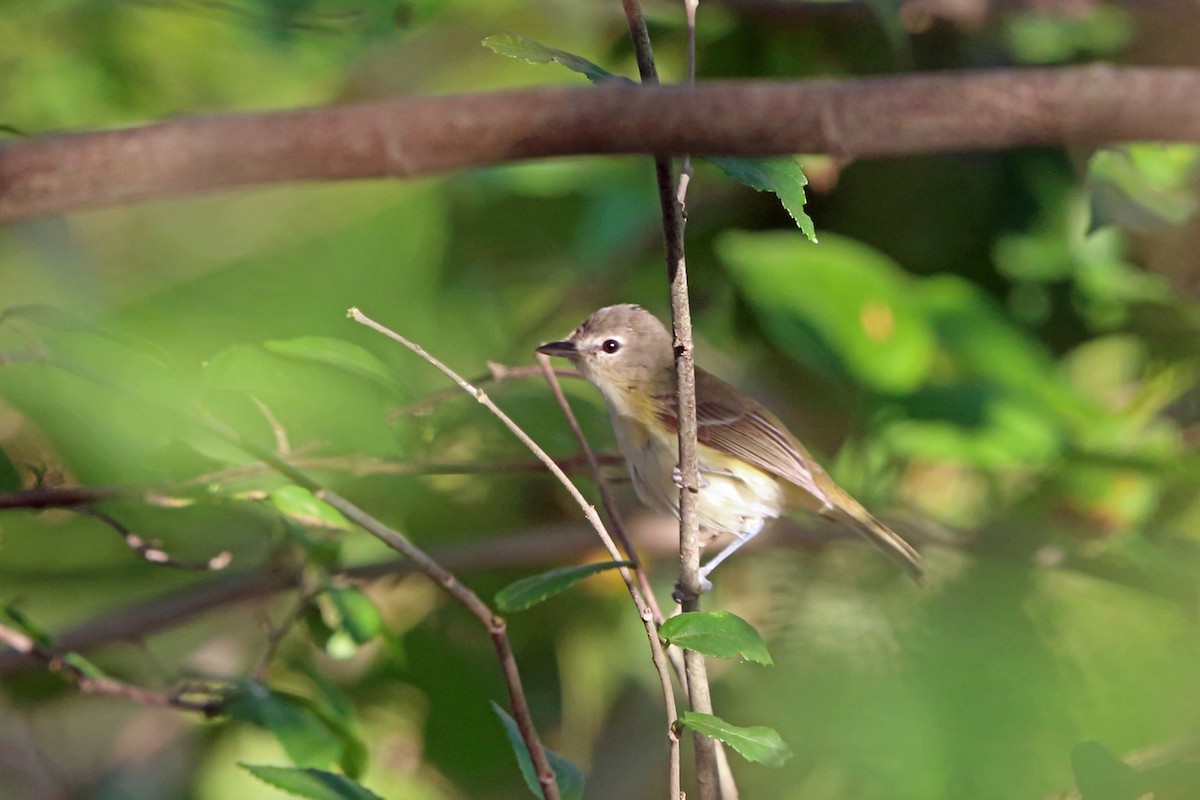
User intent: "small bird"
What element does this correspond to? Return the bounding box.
[538,304,923,587]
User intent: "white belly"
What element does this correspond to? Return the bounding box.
[611,412,784,542]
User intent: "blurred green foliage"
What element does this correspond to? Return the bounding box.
[3,1,1200,799]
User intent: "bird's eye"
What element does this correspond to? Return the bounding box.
[601,339,621,354]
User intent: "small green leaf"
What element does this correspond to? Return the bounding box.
[0,448,21,491]
[678,711,792,768]
[62,652,108,679]
[710,156,816,241]
[328,587,383,645]
[1,605,57,649]
[1071,741,1143,800]
[271,485,351,531]
[482,33,625,85]
[264,337,400,395]
[658,611,773,665]
[240,764,384,800]
[495,561,633,612]
[491,702,586,800]
[227,682,347,770]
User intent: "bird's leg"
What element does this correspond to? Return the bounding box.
[697,517,767,587]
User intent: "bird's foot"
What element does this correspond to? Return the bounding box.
[671,575,714,604]
[672,464,709,492]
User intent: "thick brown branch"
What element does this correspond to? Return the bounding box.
[5,67,1200,220]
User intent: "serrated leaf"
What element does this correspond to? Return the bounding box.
[240,764,384,800]
[482,33,624,85]
[264,337,401,395]
[658,611,773,665]
[227,682,347,770]
[327,587,383,645]
[491,702,586,800]
[271,485,351,531]
[678,711,792,768]
[711,156,816,241]
[495,561,633,612]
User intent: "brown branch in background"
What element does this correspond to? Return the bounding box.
[5,68,1200,221]
[350,307,680,800]
[77,507,232,572]
[619,2,722,798]
[0,622,224,715]
[211,427,561,800]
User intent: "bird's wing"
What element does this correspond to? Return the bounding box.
[655,370,833,508]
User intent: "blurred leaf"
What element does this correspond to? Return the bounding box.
[271,485,351,531]
[678,711,792,768]
[61,652,107,680]
[240,764,384,800]
[328,586,383,645]
[658,611,773,665]
[711,157,815,241]
[0,449,20,491]
[482,33,620,84]
[719,231,936,393]
[1088,145,1200,232]
[264,336,402,395]
[303,602,338,651]
[491,701,586,800]
[495,561,633,612]
[1071,741,1143,800]
[228,681,352,772]
[1005,6,1133,64]
[1,605,57,649]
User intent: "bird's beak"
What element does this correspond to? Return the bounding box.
[536,340,578,358]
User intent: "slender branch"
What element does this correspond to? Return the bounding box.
[620,3,722,798]
[76,507,232,571]
[351,308,680,800]
[0,622,225,714]
[212,421,561,800]
[390,363,583,419]
[6,68,1200,220]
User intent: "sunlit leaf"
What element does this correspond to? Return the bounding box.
[328,587,383,645]
[659,611,773,665]
[677,711,792,768]
[710,157,816,241]
[240,764,384,800]
[495,561,633,612]
[271,485,351,531]
[482,33,622,84]
[719,231,936,393]
[491,701,586,800]
[264,336,401,395]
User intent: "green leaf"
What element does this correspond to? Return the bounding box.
[710,157,816,241]
[482,33,623,85]
[658,611,773,665]
[491,702,586,800]
[227,682,348,770]
[495,561,634,612]
[1070,741,1143,800]
[719,231,937,393]
[240,764,384,800]
[271,485,351,531]
[328,587,383,645]
[678,711,792,768]
[264,336,401,395]
[1088,144,1200,231]
[0,448,20,491]
[1,605,57,649]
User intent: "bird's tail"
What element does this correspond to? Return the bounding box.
[840,498,924,583]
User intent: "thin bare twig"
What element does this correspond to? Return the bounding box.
[620,1,723,797]
[351,307,680,799]
[77,507,232,571]
[391,363,583,419]
[212,416,562,800]
[0,622,225,714]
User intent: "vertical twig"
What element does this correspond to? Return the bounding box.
[353,309,680,800]
[618,2,726,798]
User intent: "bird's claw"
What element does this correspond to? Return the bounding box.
[672,465,709,492]
[671,576,714,604]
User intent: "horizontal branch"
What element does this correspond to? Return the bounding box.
[5,66,1200,220]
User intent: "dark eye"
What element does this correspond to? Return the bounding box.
[601,339,621,354]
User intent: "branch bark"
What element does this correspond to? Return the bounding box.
[4,67,1200,220]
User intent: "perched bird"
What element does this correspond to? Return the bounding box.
[538,304,922,586]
